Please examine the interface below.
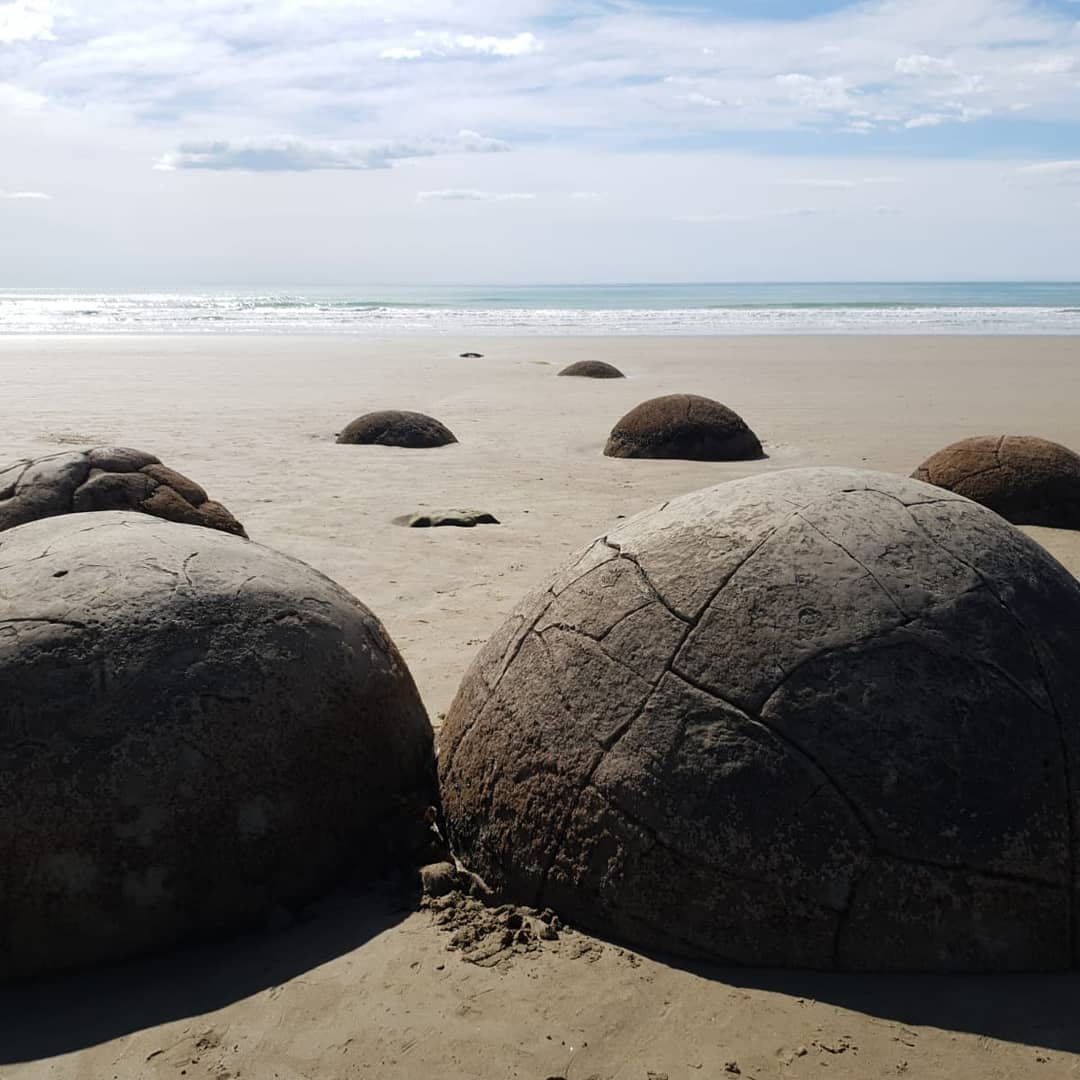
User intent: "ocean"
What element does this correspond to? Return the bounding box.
[1,282,1078,335]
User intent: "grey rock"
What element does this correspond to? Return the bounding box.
[0,447,245,537]
[0,511,435,978]
[438,467,1080,972]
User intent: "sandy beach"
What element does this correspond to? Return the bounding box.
[3,333,1080,1078]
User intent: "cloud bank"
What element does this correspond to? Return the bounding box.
[154,131,509,172]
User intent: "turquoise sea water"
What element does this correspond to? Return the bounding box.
[1,282,1078,334]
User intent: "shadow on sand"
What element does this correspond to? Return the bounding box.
[0,879,415,1065]
[641,950,1080,1056]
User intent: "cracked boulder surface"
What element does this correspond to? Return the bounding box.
[0,447,246,537]
[913,435,1080,529]
[603,394,762,461]
[438,467,1080,972]
[558,361,625,379]
[336,410,457,448]
[0,511,435,979]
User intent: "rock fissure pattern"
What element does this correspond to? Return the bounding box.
[0,448,245,537]
[441,468,1080,971]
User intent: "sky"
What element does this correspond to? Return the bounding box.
[0,0,1078,285]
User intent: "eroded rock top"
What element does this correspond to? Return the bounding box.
[0,447,246,537]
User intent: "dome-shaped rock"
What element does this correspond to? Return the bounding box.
[913,435,1080,528]
[604,394,761,460]
[439,467,1080,972]
[0,512,435,978]
[336,411,457,448]
[558,361,625,379]
[0,447,246,537]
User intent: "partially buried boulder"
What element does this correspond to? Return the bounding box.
[439,467,1080,972]
[913,435,1080,528]
[0,447,246,537]
[558,361,625,379]
[336,411,457,448]
[0,511,435,978]
[406,510,499,528]
[604,394,761,460]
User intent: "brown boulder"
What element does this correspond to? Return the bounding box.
[0,448,246,537]
[558,361,625,379]
[913,435,1080,528]
[604,394,762,461]
[336,411,457,448]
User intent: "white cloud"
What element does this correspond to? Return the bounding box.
[895,55,956,77]
[905,113,949,128]
[381,30,541,61]
[0,190,51,199]
[417,189,536,201]
[677,207,828,223]
[0,0,54,44]
[154,131,509,172]
[1017,160,1080,180]
[0,82,46,112]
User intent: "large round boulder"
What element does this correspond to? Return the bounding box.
[913,435,1080,528]
[604,394,761,460]
[0,447,246,537]
[336,411,457,448]
[0,512,435,978]
[439,467,1080,972]
[558,361,625,379]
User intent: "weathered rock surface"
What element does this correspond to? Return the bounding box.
[336,411,457,448]
[439,467,1080,972]
[406,510,500,528]
[0,512,435,979]
[0,448,245,537]
[558,361,625,379]
[913,435,1080,528]
[603,394,762,460]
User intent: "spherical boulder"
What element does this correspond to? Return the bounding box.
[336,411,456,448]
[913,435,1080,528]
[604,394,761,460]
[439,467,1080,972]
[558,361,625,379]
[0,512,435,978]
[0,447,246,537]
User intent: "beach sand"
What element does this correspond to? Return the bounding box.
[2,334,1080,1078]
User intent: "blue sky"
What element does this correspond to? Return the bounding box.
[0,0,1078,283]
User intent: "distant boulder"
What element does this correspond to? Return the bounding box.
[336,411,457,448]
[604,394,762,461]
[558,360,625,379]
[0,447,246,537]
